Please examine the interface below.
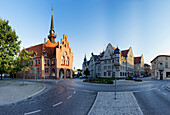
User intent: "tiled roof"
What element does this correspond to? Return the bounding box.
[121,50,129,57]
[24,43,56,58]
[24,44,44,57]
[134,57,141,64]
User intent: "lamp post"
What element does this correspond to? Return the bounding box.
[113,47,121,99]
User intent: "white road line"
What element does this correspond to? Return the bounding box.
[163,92,167,95]
[67,87,75,90]
[53,102,63,107]
[81,90,94,93]
[73,91,76,94]
[67,95,72,99]
[28,84,46,98]
[24,110,41,115]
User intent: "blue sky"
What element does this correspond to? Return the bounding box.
[1,0,170,69]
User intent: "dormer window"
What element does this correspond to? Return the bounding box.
[34,52,37,57]
[44,52,47,57]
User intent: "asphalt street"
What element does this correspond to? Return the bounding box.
[0,77,169,115]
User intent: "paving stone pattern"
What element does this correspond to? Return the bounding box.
[88,92,143,115]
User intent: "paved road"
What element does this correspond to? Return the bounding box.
[0,77,169,115]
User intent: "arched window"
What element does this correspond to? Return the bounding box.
[44,52,47,57]
[61,56,65,65]
[64,51,67,56]
[33,52,37,57]
[66,57,69,65]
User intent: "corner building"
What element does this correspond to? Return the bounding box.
[17,9,73,79]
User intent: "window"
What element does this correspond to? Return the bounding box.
[108,72,111,76]
[112,66,114,69]
[34,52,37,57]
[36,60,37,65]
[37,68,39,74]
[66,57,69,65]
[120,72,122,76]
[104,72,107,76]
[65,37,67,41]
[104,66,107,70]
[112,60,114,63]
[67,43,69,46]
[165,63,168,68]
[105,56,108,59]
[47,60,49,66]
[60,46,62,49]
[45,68,49,73]
[44,52,47,57]
[61,56,65,65]
[108,60,111,63]
[44,59,46,66]
[64,52,67,55]
[112,72,115,77]
[38,60,40,64]
[166,57,168,60]
[108,66,111,69]
[105,61,107,64]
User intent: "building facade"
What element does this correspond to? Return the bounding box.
[134,55,144,77]
[17,9,73,79]
[82,43,143,78]
[151,55,170,80]
[144,64,151,76]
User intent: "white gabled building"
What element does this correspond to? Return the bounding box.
[82,43,142,78]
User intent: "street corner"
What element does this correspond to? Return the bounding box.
[0,80,46,105]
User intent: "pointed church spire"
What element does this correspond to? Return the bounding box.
[48,8,56,43]
[84,54,87,62]
[50,8,54,34]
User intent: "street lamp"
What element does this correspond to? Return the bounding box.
[113,47,121,99]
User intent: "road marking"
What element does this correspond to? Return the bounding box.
[67,95,72,99]
[81,90,94,93]
[28,84,46,98]
[24,110,41,115]
[73,91,76,94]
[163,92,167,95]
[67,87,75,90]
[53,102,63,107]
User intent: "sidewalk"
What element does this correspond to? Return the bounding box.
[88,92,143,115]
[166,84,170,89]
[0,80,45,105]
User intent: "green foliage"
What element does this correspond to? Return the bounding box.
[83,78,113,84]
[134,79,142,82]
[0,19,21,79]
[83,68,90,77]
[19,49,33,72]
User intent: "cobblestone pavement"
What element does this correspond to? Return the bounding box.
[88,92,143,115]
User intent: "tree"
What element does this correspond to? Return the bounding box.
[0,19,21,80]
[19,49,33,84]
[83,68,90,78]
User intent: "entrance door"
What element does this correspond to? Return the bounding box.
[160,72,163,80]
[59,69,64,79]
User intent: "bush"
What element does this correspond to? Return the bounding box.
[83,78,114,84]
[125,77,133,80]
[134,79,142,82]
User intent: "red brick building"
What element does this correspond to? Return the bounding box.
[17,9,73,79]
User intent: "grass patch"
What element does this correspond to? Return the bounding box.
[83,78,114,84]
